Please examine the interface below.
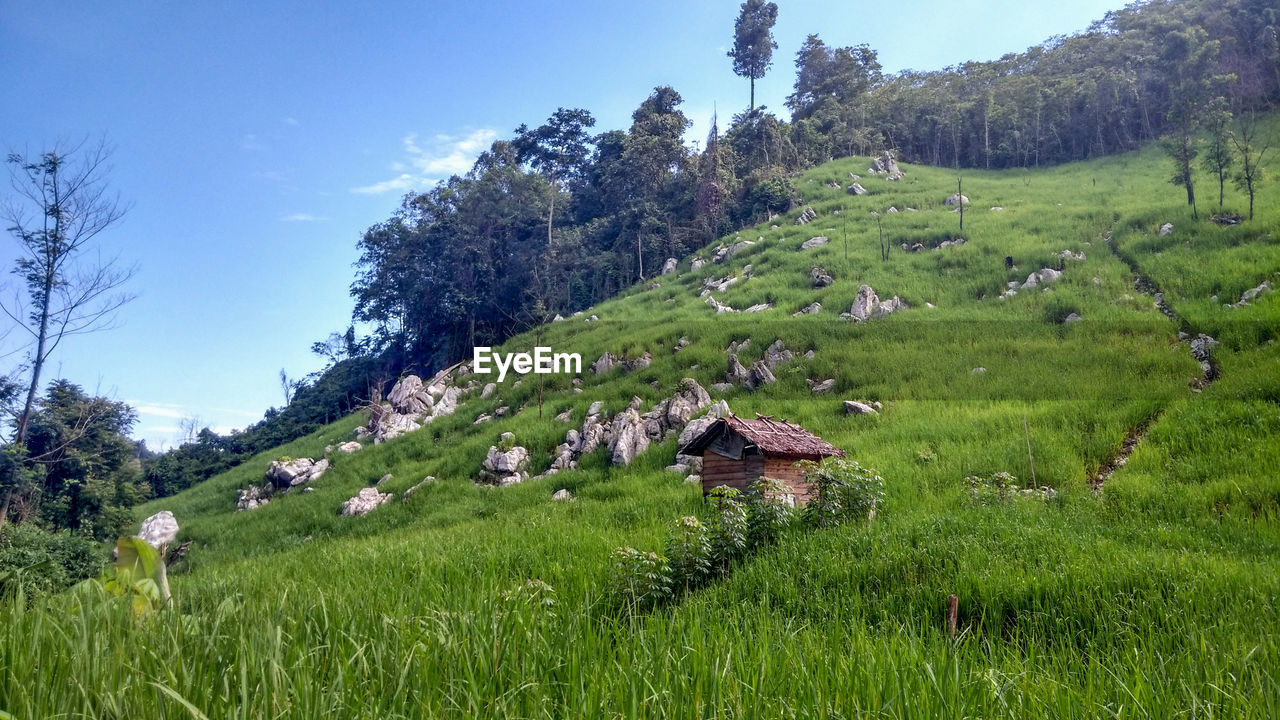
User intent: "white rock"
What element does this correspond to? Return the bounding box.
[136,511,179,550]
[340,487,392,517]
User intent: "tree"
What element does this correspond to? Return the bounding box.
[3,140,134,445]
[513,108,596,249]
[727,0,779,111]
[1200,97,1234,207]
[787,35,881,120]
[1230,106,1273,220]
[19,380,143,538]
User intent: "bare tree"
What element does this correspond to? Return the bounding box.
[1230,107,1273,221]
[178,415,202,446]
[3,139,135,444]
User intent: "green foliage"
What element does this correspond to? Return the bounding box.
[704,486,748,572]
[74,537,171,616]
[745,477,795,548]
[727,0,779,108]
[0,523,103,598]
[664,515,712,593]
[609,546,671,612]
[799,458,885,528]
[966,471,1021,505]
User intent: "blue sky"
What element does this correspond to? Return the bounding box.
[0,0,1129,449]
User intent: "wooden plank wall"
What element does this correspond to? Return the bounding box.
[701,453,816,505]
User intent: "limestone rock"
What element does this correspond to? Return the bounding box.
[1159,223,1173,236]
[844,400,878,415]
[592,352,616,375]
[340,487,392,517]
[793,302,822,316]
[763,339,794,369]
[235,484,272,512]
[801,236,829,250]
[810,266,834,288]
[552,489,574,501]
[795,206,818,225]
[662,257,678,275]
[744,303,772,313]
[809,378,836,395]
[847,183,868,196]
[136,511,179,551]
[944,193,970,207]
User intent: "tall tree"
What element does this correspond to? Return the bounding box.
[513,108,596,250]
[2,141,134,445]
[1200,97,1234,207]
[728,0,779,111]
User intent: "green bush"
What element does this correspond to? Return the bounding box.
[608,546,671,613]
[664,515,712,593]
[745,477,794,549]
[0,524,104,599]
[798,458,885,528]
[704,486,748,573]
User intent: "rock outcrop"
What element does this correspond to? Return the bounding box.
[868,151,904,181]
[795,206,818,225]
[847,182,868,196]
[841,284,907,322]
[793,302,822,316]
[367,368,469,444]
[801,236,829,250]
[810,266,834,287]
[340,487,392,517]
[661,257,678,275]
[478,433,531,486]
[266,458,329,490]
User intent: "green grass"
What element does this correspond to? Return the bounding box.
[4,131,1280,718]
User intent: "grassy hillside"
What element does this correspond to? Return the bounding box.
[4,139,1279,718]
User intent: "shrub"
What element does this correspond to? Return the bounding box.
[0,523,104,599]
[704,487,748,573]
[798,458,885,528]
[664,516,712,593]
[609,546,672,613]
[745,477,795,548]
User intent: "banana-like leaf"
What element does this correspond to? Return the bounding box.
[114,537,171,609]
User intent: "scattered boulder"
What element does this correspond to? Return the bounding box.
[847,183,868,196]
[376,473,393,486]
[1059,250,1086,261]
[726,354,751,385]
[591,352,616,375]
[1159,223,1174,236]
[793,302,822,316]
[744,303,772,313]
[552,489,574,502]
[887,206,899,214]
[713,240,755,263]
[868,151,904,180]
[136,511,179,551]
[1189,334,1219,376]
[841,284,907,322]
[690,256,707,271]
[481,382,497,398]
[972,367,987,375]
[677,400,731,448]
[555,409,574,423]
[340,488,392,517]
[705,296,738,314]
[801,236,829,250]
[402,476,435,500]
[810,266,834,288]
[795,206,818,225]
[621,351,652,371]
[479,434,531,486]
[1234,281,1271,308]
[552,314,564,322]
[843,400,879,415]
[763,339,794,369]
[990,206,1004,212]
[388,375,433,415]
[337,441,362,454]
[745,361,777,391]
[673,336,690,353]
[266,458,328,490]
[1063,312,1083,324]
[809,378,836,395]
[235,484,272,512]
[1021,268,1061,290]
[587,400,604,416]
[662,257,678,275]
[944,193,970,207]
[703,274,740,293]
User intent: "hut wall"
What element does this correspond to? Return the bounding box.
[763,457,815,504]
[701,452,763,493]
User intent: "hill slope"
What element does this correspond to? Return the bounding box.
[5,142,1280,718]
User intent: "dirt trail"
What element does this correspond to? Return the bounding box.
[1092,232,1220,488]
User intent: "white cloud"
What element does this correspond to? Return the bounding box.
[350,128,498,195]
[280,213,326,222]
[282,117,300,126]
[136,405,186,419]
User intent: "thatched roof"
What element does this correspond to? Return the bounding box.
[679,414,845,461]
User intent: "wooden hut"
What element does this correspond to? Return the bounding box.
[678,414,845,505]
